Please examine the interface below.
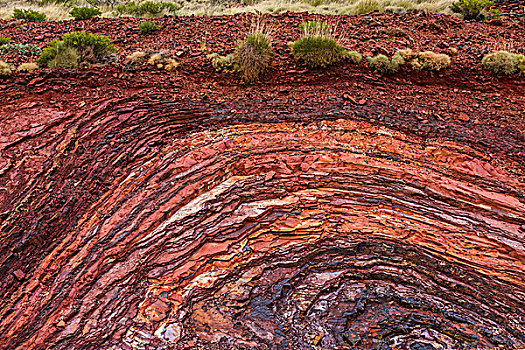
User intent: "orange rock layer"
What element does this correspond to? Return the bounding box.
[1,100,524,349]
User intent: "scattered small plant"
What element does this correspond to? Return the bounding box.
[292,21,357,69]
[17,62,39,73]
[234,31,273,83]
[127,51,148,62]
[0,37,11,45]
[0,61,13,75]
[394,49,451,71]
[207,53,235,72]
[482,51,525,75]
[367,54,405,74]
[0,43,42,57]
[146,53,178,70]
[70,6,102,20]
[38,31,116,68]
[347,51,362,64]
[450,0,494,20]
[298,20,331,35]
[410,51,451,71]
[12,8,47,22]
[127,51,178,71]
[138,21,159,34]
[115,1,180,17]
[48,47,80,68]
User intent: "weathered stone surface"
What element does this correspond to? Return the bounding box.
[0,12,524,350]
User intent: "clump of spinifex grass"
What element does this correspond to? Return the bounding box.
[292,21,361,69]
[482,51,525,76]
[233,19,274,83]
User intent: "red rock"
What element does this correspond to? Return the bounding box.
[13,269,25,280]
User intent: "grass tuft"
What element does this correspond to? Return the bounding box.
[482,51,525,75]
[234,31,273,83]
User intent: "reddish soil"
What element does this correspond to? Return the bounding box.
[0,12,524,350]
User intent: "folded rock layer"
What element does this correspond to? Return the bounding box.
[0,97,524,349]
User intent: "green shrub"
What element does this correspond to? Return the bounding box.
[0,60,13,75]
[115,1,180,16]
[298,20,331,35]
[49,47,80,68]
[482,51,525,75]
[0,37,11,45]
[367,54,405,74]
[234,32,273,83]
[70,6,102,20]
[38,31,116,68]
[292,21,355,69]
[207,53,235,72]
[450,0,494,20]
[0,43,42,57]
[410,51,451,71]
[12,8,47,22]
[138,21,159,34]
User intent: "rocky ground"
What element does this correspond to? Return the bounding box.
[0,11,524,350]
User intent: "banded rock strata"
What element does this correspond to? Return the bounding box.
[0,99,524,349]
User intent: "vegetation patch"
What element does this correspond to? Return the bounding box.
[234,31,273,83]
[0,37,11,45]
[127,50,179,71]
[38,31,116,68]
[12,8,47,22]
[482,51,525,75]
[367,54,405,74]
[410,51,451,71]
[114,1,180,17]
[0,60,13,75]
[207,53,235,72]
[17,62,39,73]
[450,0,493,20]
[292,21,359,69]
[138,21,160,34]
[70,6,102,20]
[394,49,451,71]
[0,43,42,57]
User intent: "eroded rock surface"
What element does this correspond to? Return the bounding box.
[1,13,525,350]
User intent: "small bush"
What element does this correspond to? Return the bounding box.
[207,53,235,72]
[38,31,116,68]
[70,6,102,20]
[48,47,80,68]
[367,54,405,74]
[410,51,451,71]
[115,1,180,17]
[138,21,159,34]
[0,37,11,45]
[482,51,525,75]
[450,0,494,20]
[127,51,148,62]
[0,43,42,57]
[12,8,47,22]
[234,32,273,83]
[0,61,13,75]
[347,50,362,64]
[17,62,39,73]
[133,51,179,71]
[395,48,416,61]
[292,21,353,69]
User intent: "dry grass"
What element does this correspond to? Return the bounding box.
[0,0,69,20]
[0,60,13,75]
[17,62,39,72]
[0,0,454,20]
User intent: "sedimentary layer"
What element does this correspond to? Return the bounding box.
[1,12,525,350]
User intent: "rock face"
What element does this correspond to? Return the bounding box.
[1,13,525,350]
